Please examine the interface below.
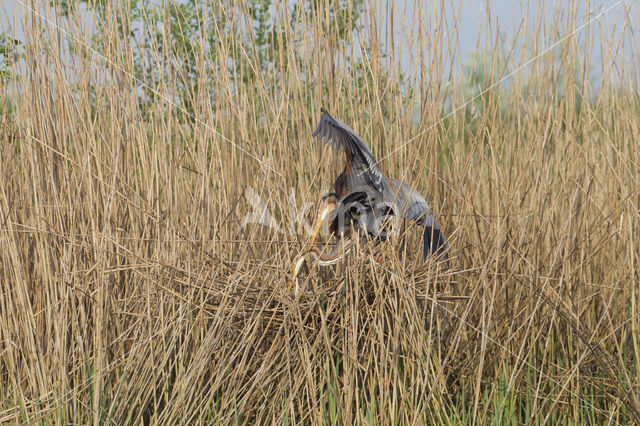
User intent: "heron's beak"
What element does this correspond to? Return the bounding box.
[309,204,333,248]
[288,256,306,294]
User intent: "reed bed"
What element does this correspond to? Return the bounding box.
[0,0,639,423]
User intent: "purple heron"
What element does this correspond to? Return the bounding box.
[291,109,449,289]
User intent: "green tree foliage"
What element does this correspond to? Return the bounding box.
[54,0,364,115]
[0,33,21,83]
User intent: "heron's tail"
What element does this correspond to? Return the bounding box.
[423,225,450,265]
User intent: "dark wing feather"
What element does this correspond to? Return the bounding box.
[312,108,384,192]
[402,190,450,262]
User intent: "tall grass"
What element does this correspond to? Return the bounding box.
[1,0,639,423]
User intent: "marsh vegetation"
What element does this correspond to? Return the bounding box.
[0,0,639,423]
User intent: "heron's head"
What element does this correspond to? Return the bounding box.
[289,242,354,293]
[289,251,318,294]
[290,255,307,282]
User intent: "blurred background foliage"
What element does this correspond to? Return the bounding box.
[52,0,368,116]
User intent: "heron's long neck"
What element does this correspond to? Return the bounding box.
[310,238,350,265]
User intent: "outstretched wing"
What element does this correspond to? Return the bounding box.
[402,190,450,262]
[312,108,384,192]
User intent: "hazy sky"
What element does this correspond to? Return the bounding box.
[1,0,635,83]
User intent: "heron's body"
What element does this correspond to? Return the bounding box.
[290,108,450,289]
[315,109,449,259]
